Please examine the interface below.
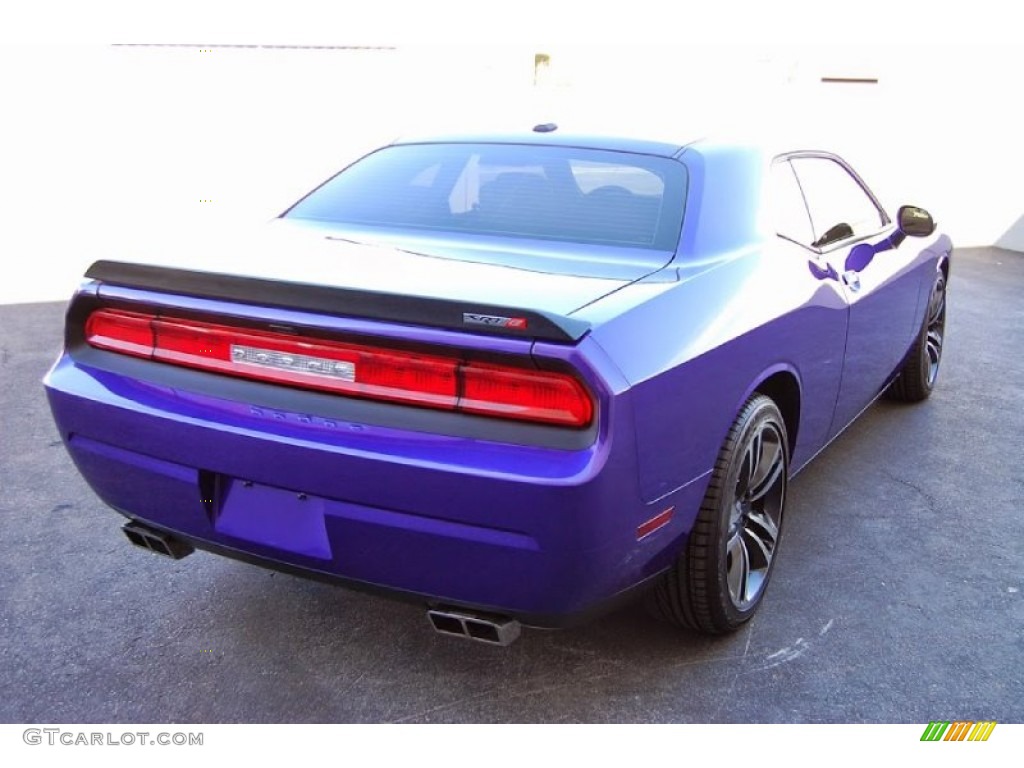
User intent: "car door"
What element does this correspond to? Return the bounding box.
[787,154,922,436]
[765,159,848,465]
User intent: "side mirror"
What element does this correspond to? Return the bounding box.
[898,205,936,238]
[848,206,937,273]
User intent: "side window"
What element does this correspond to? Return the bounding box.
[790,157,885,248]
[769,160,815,247]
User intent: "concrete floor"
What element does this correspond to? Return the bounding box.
[0,246,1021,723]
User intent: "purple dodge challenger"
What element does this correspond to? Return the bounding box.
[44,126,952,644]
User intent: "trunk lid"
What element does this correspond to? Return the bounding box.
[88,220,671,342]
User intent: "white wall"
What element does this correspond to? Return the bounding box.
[1,44,1019,305]
[0,45,536,304]
[539,45,1024,252]
[998,217,1024,251]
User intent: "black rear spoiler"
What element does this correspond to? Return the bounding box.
[85,261,591,344]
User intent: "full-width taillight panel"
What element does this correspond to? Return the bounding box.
[83,308,593,428]
[148,316,461,410]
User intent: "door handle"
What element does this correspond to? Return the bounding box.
[842,270,861,292]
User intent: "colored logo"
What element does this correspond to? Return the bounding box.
[920,721,997,742]
[462,313,528,330]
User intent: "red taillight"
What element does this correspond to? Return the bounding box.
[148,317,459,410]
[460,363,593,427]
[84,310,154,358]
[84,308,593,428]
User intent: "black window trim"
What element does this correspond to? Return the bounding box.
[771,150,891,255]
[769,157,816,251]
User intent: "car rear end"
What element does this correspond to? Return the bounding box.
[45,267,694,630]
[43,134,698,635]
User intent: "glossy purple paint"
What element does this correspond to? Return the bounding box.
[43,134,954,627]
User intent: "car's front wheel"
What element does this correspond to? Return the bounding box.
[887,269,947,402]
[647,394,789,634]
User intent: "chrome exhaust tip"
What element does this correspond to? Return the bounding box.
[427,607,521,646]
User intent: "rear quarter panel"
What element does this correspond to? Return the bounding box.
[586,245,849,503]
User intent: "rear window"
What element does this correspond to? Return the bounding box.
[284,143,687,250]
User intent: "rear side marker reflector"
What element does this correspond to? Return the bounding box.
[636,507,674,539]
[85,308,593,428]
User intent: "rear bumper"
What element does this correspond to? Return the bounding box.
[114,514,669,629]
[45,352,708,625]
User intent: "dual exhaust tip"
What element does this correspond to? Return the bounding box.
[427,608,522,646]
[123,522,521,644]
[122,521,194,560]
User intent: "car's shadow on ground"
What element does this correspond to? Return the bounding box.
[202,567,760,722]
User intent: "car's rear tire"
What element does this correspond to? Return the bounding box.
[647,394,789,634]
[887,270,946,403]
